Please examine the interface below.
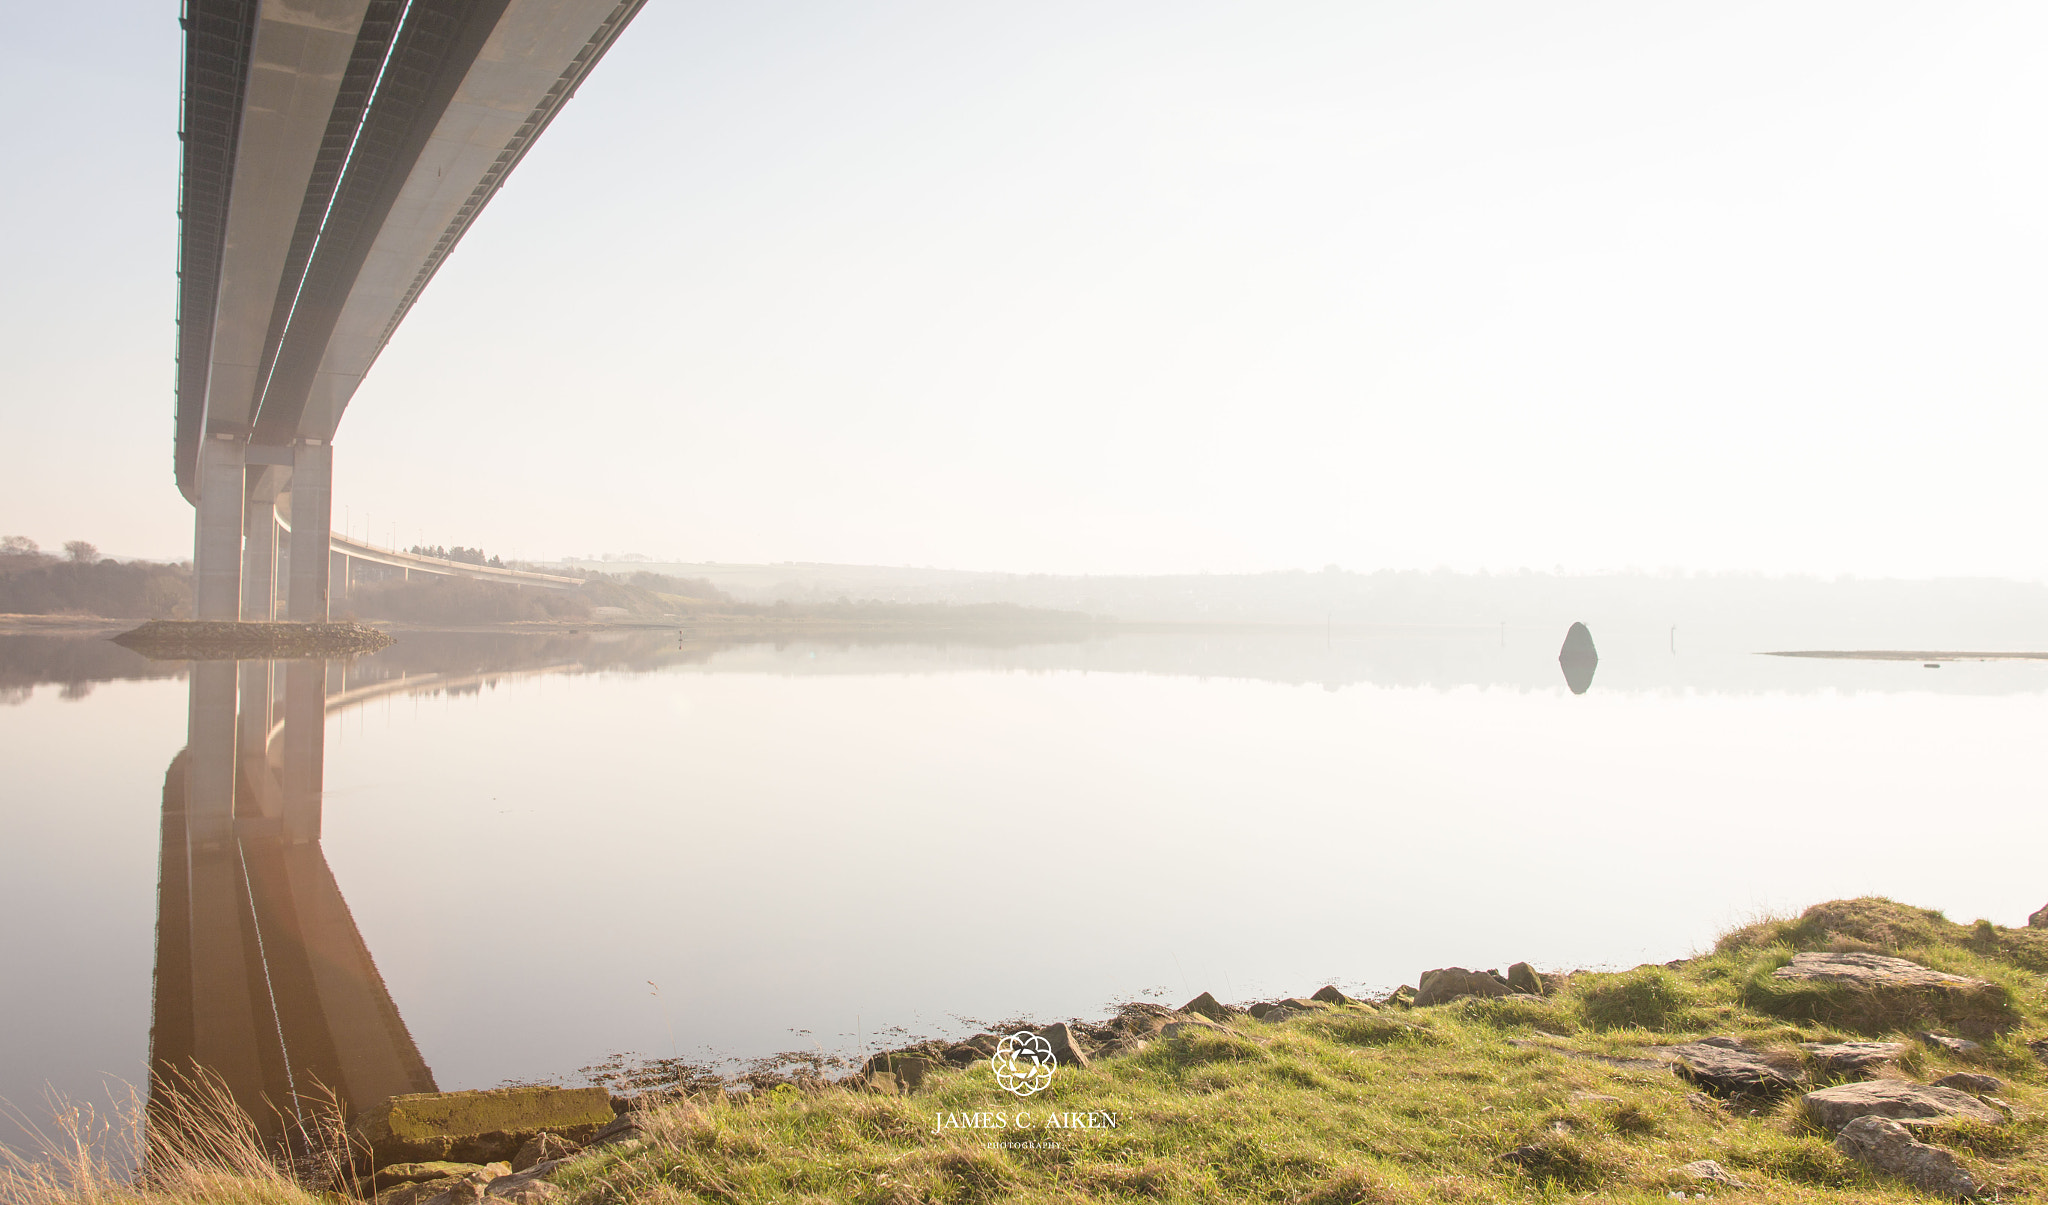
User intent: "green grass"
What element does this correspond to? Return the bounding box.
[10,898,2042,1205]
[514,900,2044,1203]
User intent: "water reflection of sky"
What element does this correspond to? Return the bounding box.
[2,626,2045,1152]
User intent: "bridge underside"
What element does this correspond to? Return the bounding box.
[176,0,643,620]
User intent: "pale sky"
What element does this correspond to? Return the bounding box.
[3,2,2045,576]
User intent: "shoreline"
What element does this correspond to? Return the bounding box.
[24,896,2040,1205]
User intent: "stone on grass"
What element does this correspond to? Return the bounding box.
[1768,952,2015,1038]
[1160,1019,1230,1039]
[1833,1115,1975,1199]
[1675,1159,1744,1187]
[1647,1037,1803,1098]
[487,1177,559,1205]
[379,1181,468,1205]
[354,1088,614,1167]
[510,1133,578,1173]
[1310,985,1354,1006]
[359,1162,489,1195]
[1931,1072,2002,1095]
[1506,962,1544,995]
[865,1053,944,1090]
[1384,985,1417,1008]
[943,1045,982,1068]
[2029,902,2047,929]
[1918,1032,1984,1059]
[1801,1080,2004,1132]
[1414,967,1511,1007]
[864,1071,899,1096]
[485,1161,568,1205]
[1800,1041,1908,1077]
[1035,1022,1091,1071]
[1180,991,1232,1021]
[1772,952,1984,991]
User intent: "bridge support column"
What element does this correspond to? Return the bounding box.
[193,437,246,621]
[241,492,278,621]
[287,440,332,621]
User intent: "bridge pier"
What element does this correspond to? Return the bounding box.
[287,440,332,622]
[241,491,279,621]
[193,437,246,620]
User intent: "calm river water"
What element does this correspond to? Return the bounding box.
[2,624,2044,1148]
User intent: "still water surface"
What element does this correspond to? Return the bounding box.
[2,625,2043,1147]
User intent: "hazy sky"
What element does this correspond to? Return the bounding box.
[3,2,2045,576]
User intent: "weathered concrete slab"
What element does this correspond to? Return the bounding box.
[355,1087,614,1167]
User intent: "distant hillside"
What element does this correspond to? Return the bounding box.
[563,560,2048,650]
[0,544,191,618]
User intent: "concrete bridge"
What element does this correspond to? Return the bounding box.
[177,0,645,622]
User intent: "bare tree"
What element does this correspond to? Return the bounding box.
[1,535,38,556]
[64,540,99,563]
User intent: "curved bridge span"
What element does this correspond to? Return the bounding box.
[177,0,645,621]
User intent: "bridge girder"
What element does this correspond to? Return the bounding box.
[174,0,645,498]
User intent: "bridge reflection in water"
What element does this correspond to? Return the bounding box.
[151,658,433,1143]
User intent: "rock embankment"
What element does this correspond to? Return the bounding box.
[346,1088,642,1205]
[113,619,393,659]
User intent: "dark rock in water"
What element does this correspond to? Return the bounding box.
[1833,1115,1976,1198]
[1933,1072,2003,1095]
[1415,967,1512,1007]
[1180,991,1233,1021]
[114,619,393,661]
[1506,962,1544,995]
[1801,1041,1908,1078]
[1558,622,1597,694]
[1310,985,1354,1006]
[1649,1036,1804,1099]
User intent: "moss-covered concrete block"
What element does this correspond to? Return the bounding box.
[355,1087,614,1167]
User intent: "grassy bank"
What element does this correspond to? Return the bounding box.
[8,899,2043,1204]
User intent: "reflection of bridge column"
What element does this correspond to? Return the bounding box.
[186,661,238,847]
[282,660,325,844]
[153,654,434,1151]
[194,437,246,621]
[287,440,331,622]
